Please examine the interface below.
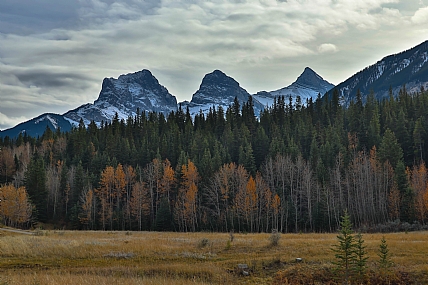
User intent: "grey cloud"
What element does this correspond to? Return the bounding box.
[78,0,162,21]
[0,64,101,126]
[15,70,93,88]
[0,111,28,130]
[0,0,427,130]
[0,0,80,35]
[225,13,257,22]
[35,45,103,58]
[0,0,162,36]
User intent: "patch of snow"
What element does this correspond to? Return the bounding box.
[64,117,79,127]
[35,115,58,129]
[252,95,274,107]
[46,115,58,129]
[412,52,428,74]
[392,58,411,75]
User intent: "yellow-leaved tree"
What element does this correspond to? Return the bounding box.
[0,184,32,228]
[175,159,199,232]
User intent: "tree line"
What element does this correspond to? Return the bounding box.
[1,86,428,232]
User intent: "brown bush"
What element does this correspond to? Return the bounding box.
[273,264,336,285]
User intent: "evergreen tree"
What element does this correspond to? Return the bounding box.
[394,108,412,165]
[378,236,393,275]
[395,161,415,222]
[378,128,403,168]
[413,117,425,162]
[354,233,368,283]
[25,155,48,222]
[252,127,269,168]
[155,197,173,231]
[367,103,381,149]
[332,210,356,284]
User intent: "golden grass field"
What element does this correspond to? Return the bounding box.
[0,228,427,284]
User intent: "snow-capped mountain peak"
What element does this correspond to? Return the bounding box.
[294,67,333,90]
[253,68,335,107]
[64,70,178,126]
[183,70,265,117]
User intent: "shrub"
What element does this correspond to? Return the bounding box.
[273,265,335,285]
[198,238,209,248]
[269,229,281,247]
[229,230,234,242]
[34,228,45,236]
[225,239,231,250]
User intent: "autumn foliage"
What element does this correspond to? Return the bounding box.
[2,86,428,232]
[0,184,32,227]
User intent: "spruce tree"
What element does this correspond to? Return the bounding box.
[333,210,356,284]
[354,233,368,283]
[155,197,172,231]
[24,155,48,222]
[378,236,393,273]
[378,128,403,168]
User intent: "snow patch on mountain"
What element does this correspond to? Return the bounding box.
[253,67,335,107]
[334,40,428,104]
[184,70,265,118]
[413,51,428,73]
[64,70,177,126]
[35,114,58,129]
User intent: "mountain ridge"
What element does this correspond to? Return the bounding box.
[2,39,428,138]
[63,69,178,126]
[2,66,331,138]
[330,40,428,104]
[182,69,265,118]
[253,67,334,107]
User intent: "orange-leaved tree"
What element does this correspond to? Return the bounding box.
[130,181,150,231]
[79,188,95,230]
[160,159,175,204]
[0,184,32,228]
[96,165,115,230]
[175,159,199,232]
[410,162,428,223]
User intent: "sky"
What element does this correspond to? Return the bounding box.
[0,0,428,130]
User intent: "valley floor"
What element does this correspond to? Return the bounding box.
[0,229,427,284]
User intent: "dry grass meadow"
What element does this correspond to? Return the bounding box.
[0,228,427,284]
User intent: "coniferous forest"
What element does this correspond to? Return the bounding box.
[1,87,428,233]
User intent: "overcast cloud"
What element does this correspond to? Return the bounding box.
[1,0,427,130]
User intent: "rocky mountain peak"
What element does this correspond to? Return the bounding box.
[64,69,177,126]
[117,69,159,89]
[252,67,335,108]
[293,67,334,91]
[183,70,264,117]
[191,70,247,104]
[199,69,240,90]
[97,69,166,102]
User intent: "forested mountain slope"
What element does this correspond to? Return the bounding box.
[331,40,428,104]
[1,86,428,233]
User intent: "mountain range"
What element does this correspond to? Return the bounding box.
[1,40,428,138]
[0,67,333,138]
[334,40,428,104]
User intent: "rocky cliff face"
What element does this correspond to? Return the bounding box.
[183,70,264,117]
[64,69,177,126]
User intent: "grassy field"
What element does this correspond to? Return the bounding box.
[0,228,427,284]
